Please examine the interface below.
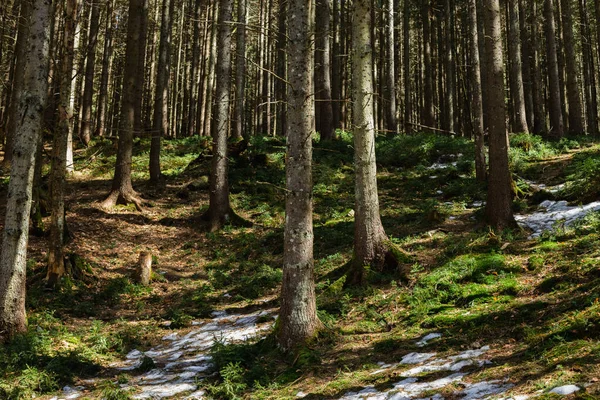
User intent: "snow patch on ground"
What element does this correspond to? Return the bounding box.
[515,200,600,238]
[49,309,275,400]
[416,333,442,347]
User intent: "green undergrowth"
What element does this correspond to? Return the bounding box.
[6,132,600,398]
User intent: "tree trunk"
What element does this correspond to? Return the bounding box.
[518,0,534,130]
[95,0,115,138]
[422,1,434,128]
[47,0,78,287]
[102,0,145,210]
[484,0,515,230]
[544,0,564,137]
[507,0,528,133]
[275,0,287,137]
[234,0,246,140]
[3,0,32,169]
[443,0,454,133]
[530,0,545,134]
[383,0,396,133]
[560,0,584,135]
[150,0,174,184]
[315,0,334,140]
[350,0,397,284]
[204,0,235,231]
[0,0,51,343]
[580,0,598,135]
[402,0,410,133]
[277,0,319,352]
[469,0,486,182]
[79,0,99,146]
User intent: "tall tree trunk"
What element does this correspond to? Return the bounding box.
[544,0,564,137]
[530,0,545,134]
[350,0,398,284]
[560,0,584,134]
[484,0,515,230]
[507,0,528,133]
[331,0,341,130]
[0,0,51,343]
[3,0,32,169]
[234,0,247,141]
[80,0,100,146]
[102,0,145,210]
[580,0,598,135]
[469,0,486,182]
[204,0,235,231]
[277,0,319,353]
[48,0,78,287]
[150,0,174,184]
[402,0,410,133]
[315,0,334,140]
[134,0,149,137]
[383,0,396,133]
[275,0,287,137]
[95,0,115,138]
[519,0,534,130]
[443,0,454,133]
[422,1,434,128]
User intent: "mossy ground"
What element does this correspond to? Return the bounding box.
[0,132,599,399]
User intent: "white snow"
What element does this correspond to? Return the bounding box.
[549,385,581,395]
[515,200,600,238]
[400,352,437,364]
[415,333,442,347]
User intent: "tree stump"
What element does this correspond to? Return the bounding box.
[135,252,152,285]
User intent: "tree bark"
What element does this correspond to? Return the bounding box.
[95,0,115,138]
[507,0,528,133]
[150,0,174,184]
[102,0,145,210]
[278,0,319,352]
[483,0,515,230]
[204,0,235,231]
[79,0,100,146]
[580,0,598,135]
[315,0,334,140]
[530,0,545,134]
[47,0,78,287]
[443,0,455,133]
[560,0,585,135]
[469,0,486,182]
[383,0,397,133]
[0,0,51,342]
[350,0,396,284]
[3,0,32,169]
[544,0,564,137]
[234,0,247,141]
[402,0,410,133]
[422,1,434,128]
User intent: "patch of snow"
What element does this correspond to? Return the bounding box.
[428,162,458,170]
[185,389,206,399]
[459,380,514,400]
[401,352,437,364]
[549,385,581,395]
[416,333,442,347]
[296,391,308,398]
[133,382,197,399]
[515,200,600,238]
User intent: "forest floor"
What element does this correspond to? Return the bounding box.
[0,132,599,400]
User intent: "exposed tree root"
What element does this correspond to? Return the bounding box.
[200,207,252,232]
[101,189,144,212]
[347,241,413,286]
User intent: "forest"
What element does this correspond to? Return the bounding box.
[0,0,599,398]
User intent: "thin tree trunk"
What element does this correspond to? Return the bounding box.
[507,0,528,133]
[484,0,515,230]
[519,0,534,130]
[48,0,78,287]
[402,0,410,133]
[275,0,286,137]
[278,0,320,352]
[469,0,486,182]
[0,0,51,342]
[80,0,100,146]
[422,1,434,128]
[383,0,396,133]
[443,0,454,133]
[544,0,564,137]
[95,0,115,138]
[234,0,247,141]
[102,0,145,210]
[204,0,235,231]
[531,0,545,134]
[315,0,334,140]
[580,0,598,135]
[3,0,32,169]
[561,0,584,134]
[150,0,174,184]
